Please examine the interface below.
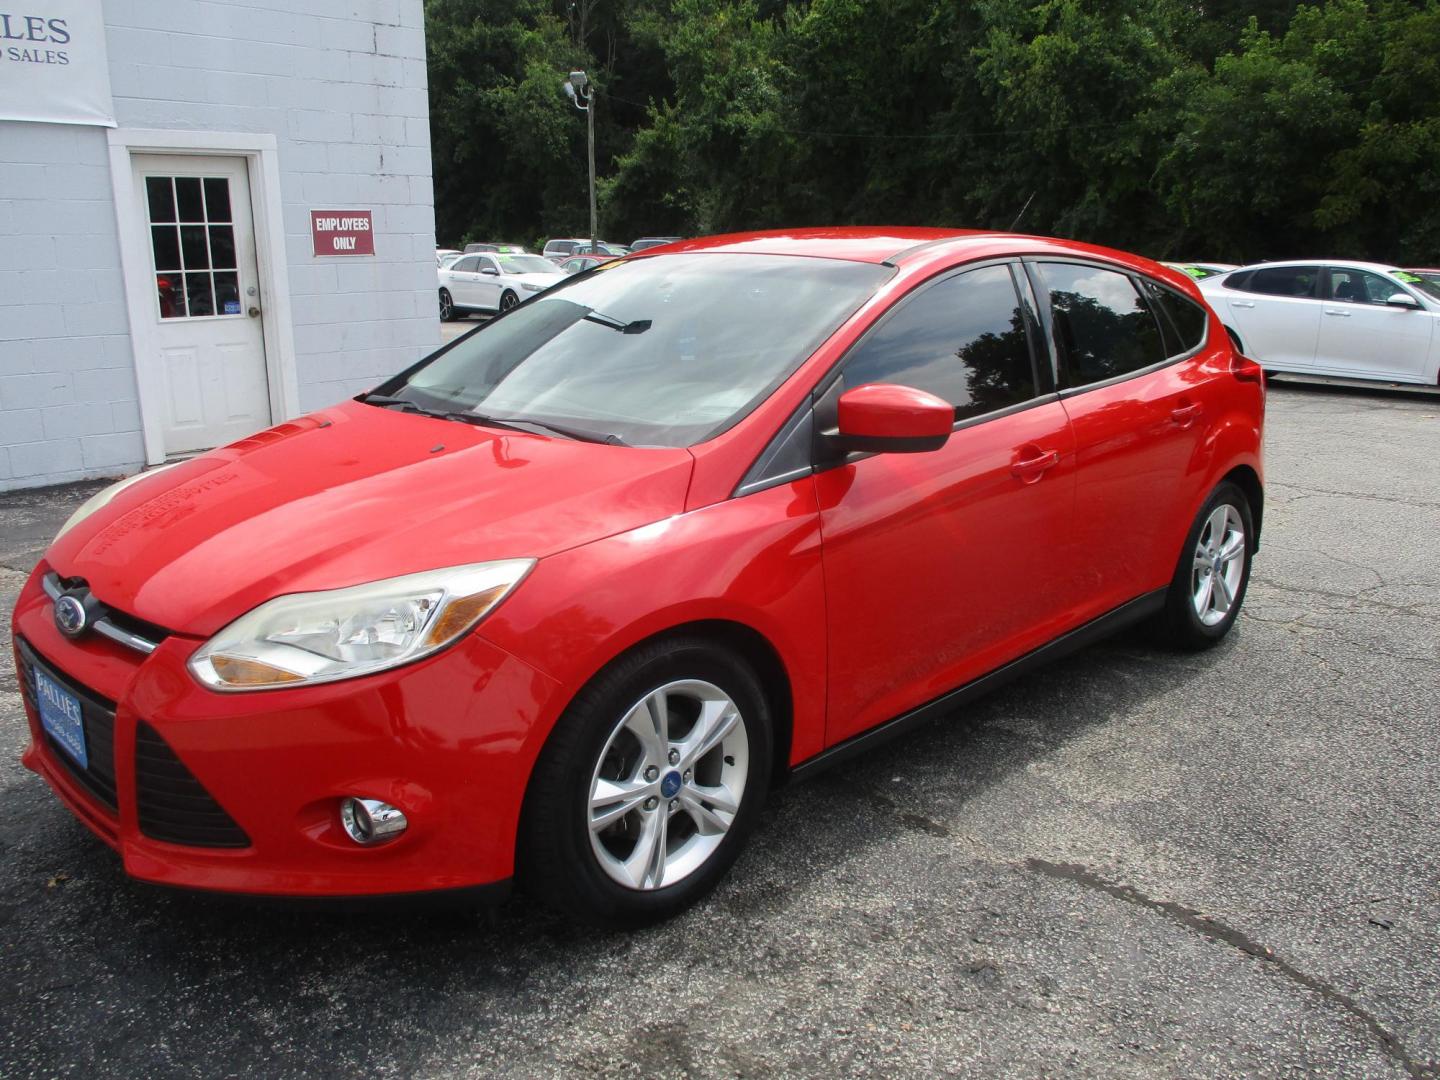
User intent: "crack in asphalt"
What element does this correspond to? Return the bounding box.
[1025,859,1437,1079]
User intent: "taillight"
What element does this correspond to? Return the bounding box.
[1231,352,1264,384]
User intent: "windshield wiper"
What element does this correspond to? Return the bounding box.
[441,411,629,446]
[583,310,651,335]
[357,392,431,414]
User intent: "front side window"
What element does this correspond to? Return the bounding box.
[1039,262,1165,386]
[379,253,892,447]
[842,264,1037,421]
[1238,265,1322,298]
[1328,268,1405,305]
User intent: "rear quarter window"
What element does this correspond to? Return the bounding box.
[1142,281,1209,357]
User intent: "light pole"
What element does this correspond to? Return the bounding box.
[563,70,597,253]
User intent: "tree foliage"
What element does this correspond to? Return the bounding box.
[425,0,1440,262]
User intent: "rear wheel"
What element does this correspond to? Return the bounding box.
[518,637,772,927]
[1157,481,1254,649]
[439,288,457,321]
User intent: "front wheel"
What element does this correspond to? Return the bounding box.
[438,288,457,321]
[499,289,519,313]
[518,637,773,927]
[1156,481,1254,649]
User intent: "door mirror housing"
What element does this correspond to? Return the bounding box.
[833,383,953,454]
[1385,292,1421,309]
[480,266,499,276]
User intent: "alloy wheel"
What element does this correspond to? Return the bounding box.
[587,679,749,891]
[1191,504,1246,626]
[438,290,453,320]
[500,291,518,312]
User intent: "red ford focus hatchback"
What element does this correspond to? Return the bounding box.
[13,229,1264,925]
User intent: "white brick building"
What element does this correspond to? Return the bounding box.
[0,0,438,490]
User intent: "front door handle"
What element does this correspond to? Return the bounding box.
[1171,402,1202,428]
[1231,300,1255,308]
[1324,308,1352,317]
[1011,447,1060,483]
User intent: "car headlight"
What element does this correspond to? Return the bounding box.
[54,464,179,544]
[521,283,545,293]
[189,560,535,691]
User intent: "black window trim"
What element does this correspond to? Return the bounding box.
[1021,255,1210,401]
[734,256,1057,497]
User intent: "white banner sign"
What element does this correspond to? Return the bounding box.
[0,4,115,126]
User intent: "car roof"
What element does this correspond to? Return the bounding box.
[1224,259,1405,275]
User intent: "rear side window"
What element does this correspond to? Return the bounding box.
[452,256,479,272]
[1038,262,1165,386]
[1142,281,1209,356]
[1237,266,1321,298]
[844,264,1037,421]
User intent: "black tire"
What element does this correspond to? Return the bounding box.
[439,288,458,321]
[499,289,519,312]
[1156,481,1255,650]
[517,636,773,927]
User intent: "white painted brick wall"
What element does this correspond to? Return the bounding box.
[0,0,437,492]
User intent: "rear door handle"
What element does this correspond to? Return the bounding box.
[1171,402,1202,428]
[1324,308,1352,317]
[1231,300,1255,308]
[1011,447,1060,482]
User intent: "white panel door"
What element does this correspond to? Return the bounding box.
[133,153,271,455]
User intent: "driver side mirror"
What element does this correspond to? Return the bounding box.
[833,383,953,454]
[1385,292,1421,309]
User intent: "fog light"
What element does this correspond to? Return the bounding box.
[340,797,408,845]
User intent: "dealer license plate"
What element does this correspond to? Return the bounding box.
[35,666,88,769]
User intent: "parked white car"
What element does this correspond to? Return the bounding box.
[436,247,461,266]
[438,252,565,320]
[1199,261,1440,385]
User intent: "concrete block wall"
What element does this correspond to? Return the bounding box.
[0,124,141,488]
[0,0,438,490]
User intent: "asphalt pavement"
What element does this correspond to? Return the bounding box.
[1,381,1437,1078]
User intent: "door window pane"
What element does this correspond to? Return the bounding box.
[1039,263,1165,386]
[146,177,175,223]
[151,226,181,271]
[180,225,210,269]
[209,226,236,268]
[844,264,1037,419]
[175,177,205,222]
[184,273,215,317]
[157,275,185,319]
[203,177,231,222]
[1328,268,1401,305]
[1142,281,1208,357]
[213,272,241,314]
[1241,266,1321,298]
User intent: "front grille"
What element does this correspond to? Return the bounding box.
[17,639,119,812]
[42,572,169,655]
[134,722,250,848]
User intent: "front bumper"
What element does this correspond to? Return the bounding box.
[13,564,562,898]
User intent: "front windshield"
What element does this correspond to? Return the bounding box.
[1396,270,1440,302]
[379,252,892,447]
[499,254,560,275]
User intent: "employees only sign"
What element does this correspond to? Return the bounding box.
[310,210,375,257]
[0,3,116,126]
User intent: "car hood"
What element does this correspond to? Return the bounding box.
[512,272,565,287]
[48,400,695,636]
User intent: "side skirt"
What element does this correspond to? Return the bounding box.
[787,588,1167,783]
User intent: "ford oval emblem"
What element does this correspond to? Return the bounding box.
[54,595,88,637]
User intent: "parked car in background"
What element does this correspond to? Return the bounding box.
[630,236,683,252]
[15,228,1264,926]
[438,251,565,320]
[1163,262,1239,280]
[1406,268,1440,291]
[1198,261,1440,386]
[543,239,627,263]
[465,242,528,254]
[560,255,618,275]
[436,248,461,266]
